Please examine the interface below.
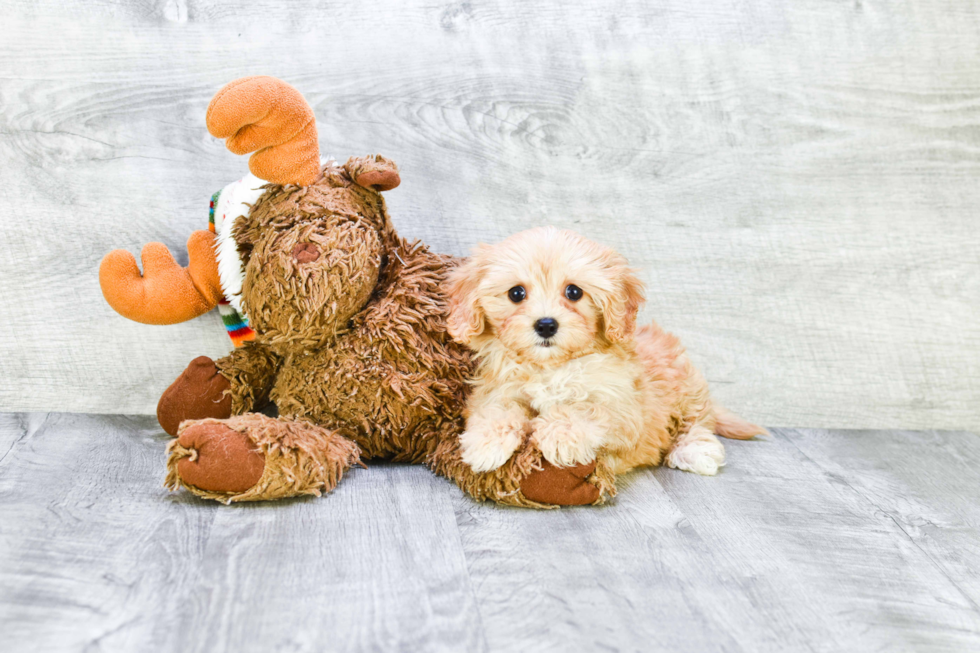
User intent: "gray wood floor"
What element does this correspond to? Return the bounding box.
[1,413,979,652]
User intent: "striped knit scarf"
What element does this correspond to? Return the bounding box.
[209,187,256,347]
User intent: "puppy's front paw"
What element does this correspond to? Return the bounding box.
[460,415,527,473]
[531,416,605,468]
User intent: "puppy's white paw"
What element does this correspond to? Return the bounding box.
[460,415,526,473]
[531,416,604,468]
[666,429,726,476]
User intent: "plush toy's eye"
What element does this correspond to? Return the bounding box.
[508,285,526,303]
[564,284,583,301]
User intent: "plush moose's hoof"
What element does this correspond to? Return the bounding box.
[157,356,232,436]
[174,421,265,493]
[520,460,601,506]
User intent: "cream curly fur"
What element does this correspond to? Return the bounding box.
[447,227,765,477]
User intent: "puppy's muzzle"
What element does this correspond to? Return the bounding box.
[534,317,559,339]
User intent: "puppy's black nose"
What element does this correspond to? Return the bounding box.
[534,317,559,339]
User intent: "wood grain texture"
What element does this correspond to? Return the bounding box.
[3,414,980,652]
[455,428,980,652]
[782,427,980,617]
[0,413,486,653]
[0,0,978,429]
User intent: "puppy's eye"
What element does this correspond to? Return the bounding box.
[507,285,526,303]
[564,284,583,301]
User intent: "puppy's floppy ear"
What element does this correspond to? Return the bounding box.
[597,250,645,343]
[446,246,489,345]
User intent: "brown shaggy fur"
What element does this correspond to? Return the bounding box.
[169,158,590,507]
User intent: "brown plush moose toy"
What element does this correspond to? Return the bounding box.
[99,76,608,507]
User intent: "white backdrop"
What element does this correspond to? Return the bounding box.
[1,0,977,430]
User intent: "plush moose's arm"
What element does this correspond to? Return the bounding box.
[206,76,320,187]
[215,342,282,415]
[99,230,223,325]
[156,344,281,436]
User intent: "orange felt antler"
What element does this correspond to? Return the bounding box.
[99,230,223,325]
[206,76,320,186]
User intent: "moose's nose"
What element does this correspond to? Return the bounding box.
[534,317,559,339]
[292,243,320,264]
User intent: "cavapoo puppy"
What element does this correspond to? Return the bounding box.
[446,226,764,481]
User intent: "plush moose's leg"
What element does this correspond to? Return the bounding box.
[157,343,281,436]
[429,423,615,508]
[165,414,360,504]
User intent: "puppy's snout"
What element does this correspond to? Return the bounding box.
[534,317,559,339]
[292,242,321,264]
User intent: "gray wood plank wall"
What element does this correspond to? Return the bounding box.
[0,0,977,429]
